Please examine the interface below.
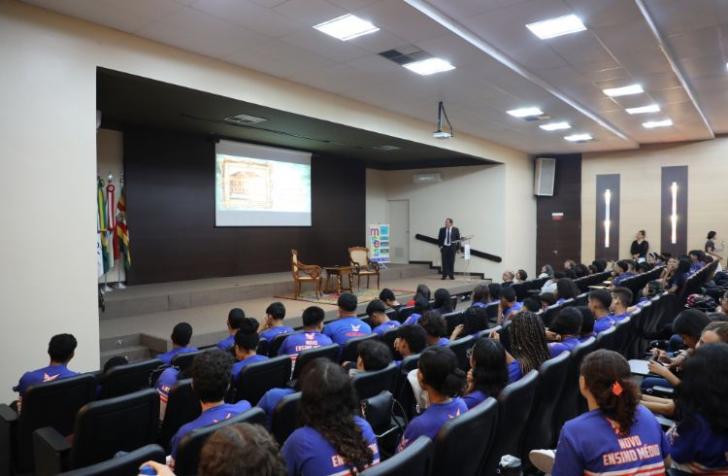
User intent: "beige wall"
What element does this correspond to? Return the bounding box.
[0,0,528,401]
[581,138,728,263]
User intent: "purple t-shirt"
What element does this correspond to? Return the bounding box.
[462,390,488,410]
[402,313,422,326]
[552,405,668,476]
[437,337,450,347]
[157,346,198,365]
[231,354,268,382]
[170,401,251,458]
[373,320,401,336]
[398,398,468,451]
[548,337,581,358]
[611,312,630,323]
[260,326,295,342]
[508,360,523,383]
[668,412,728,473]
[323,318,372,346]
[14,364,78,395]
[257,387,296,416]
[594,316,615,334]
[216,335,234,351]
[282,416,380,476]
[278,331,333,356]
[503,301,523,319]
[155,367,180,404]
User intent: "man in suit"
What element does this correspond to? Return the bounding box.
[437,218,460,280]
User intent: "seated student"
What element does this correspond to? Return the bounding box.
[573,263,590,279]
[231,318,268,382]
[259,302,293,342]
[393,324,427,361]
[463,338,508,409]
[155,361,191,421]
[470,284,491,308]
[546,307,583,358]
[217,308,245,351]
[419,311,449,347]
[402,296,430,326]
[432,288,453,314]
[450,305,489,340]
[488,282,502,303]
[397,346,467,451]
[628,280,663,312]
[716,289,728,315]
[406,284,431,307]
[587,290,615,334]
[501,270,515,286]
[366,299,401,336]
[532,350,668,475]
[14,333,78,405]
[158,322,199,365]
[611,260,635,286]
[609,287,633,322]
[539,292,557,310]
[278,306,333,356]
[539,264,555,279]
[514,269,528,284]
[522,297,541,312]
[666,343,728,474]
[282,360,380,475]
[541,271,563,295]
[497,286,522,324]
[577,306,596,342]
[500,311,550,383]
[379,288,402,312]
[688,249,707,274]
[323,293,372,346]
[555,277,580,305]
[663,257,691,294]
[169,350,251,463]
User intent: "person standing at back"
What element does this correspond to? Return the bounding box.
[630,230,649,261]
[323,293,372,346]
[437,218,460,280]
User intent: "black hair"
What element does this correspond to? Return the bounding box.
[469,338,508,398]
[636,262,652,273]
[228,308,246,329]
[172,322,193,347]
[550,307,583,336]
[419,310,447,338]
[541,264,555,277]
[488,282,502,300]
[516,269,528,281]
[673,309,710,341]
[472,284,491,304]
[414,296,431,313]
[191,349,234,403]
[707,231,717,240]
[103,356,128,374]
[433,288,453,313]
[379,288,396,302]
[265,302,286,321]
[414,284,431,301]
[357,339,392,371]
[573,264,589,278]
[48,333,77,363]
[418,346,466,397]
[553,271,566,279]
[611,287,633,308]
[556,278,579,300]
[588,289,612,310]
[234,318,260,352]
[500,286,516,303]
[592,260,607,272]
[678,343,728,434]
[522,297,541,312]
[199,423,286,476]
[365,299,387,317]
[338,293,358,312]
[577,306,595,336]
[302,306,326,328]
[396,325,427,354]
[540,293,557,307]
[509,311,550,374]
[300,360,373,472]
[615,260,630,273]
[676,258,691,275]
[461,306,489,335]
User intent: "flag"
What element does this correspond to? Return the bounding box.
[115,186,131,270]
[97,177,112,274]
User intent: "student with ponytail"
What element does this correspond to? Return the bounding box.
[231,318,268,382]
[463,338,508,409]
[282,360,379,476]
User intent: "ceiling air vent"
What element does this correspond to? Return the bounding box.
[224,113,268,126]
[379,46,431,66]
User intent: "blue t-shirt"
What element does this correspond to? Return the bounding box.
[689,262,702,274]
[594,316,615,334]
[548,337,581,358]
[611,312,630,323]
[471,302,487,309]
[14,364,78,395]
[636,297,651,309]
[398,398,468,451]
[257,387,296,416]
[503,301,523,319]
[402,313,422,326]
[437,337,450,347]
[373,320,401,336]
[170,401,252,458]
[613,272,635,285]
[323,318,372,346]
[157,346,198,365]
[155,367,180,404]
[552,405,669,476]
[260,326,295,342]
[216,335,234,351]
[668,412,728,473]
[231,354,268,382]
[508,360,523,383]
[580,333,596,343]
[282,416,380,476]
[462,390,488,410]
[279,331,333,356]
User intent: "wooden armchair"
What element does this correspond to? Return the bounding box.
[291,249,322,299]
[349,246,380,289]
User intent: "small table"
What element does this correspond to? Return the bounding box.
[323,266,354,294]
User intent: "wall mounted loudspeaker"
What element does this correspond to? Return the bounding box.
[534,157,556,196]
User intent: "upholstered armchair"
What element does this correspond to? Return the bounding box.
[348,246,380,289]
[291,249,322,299]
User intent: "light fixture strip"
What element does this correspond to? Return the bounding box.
[604,189,611,248]
[670,182,678,244]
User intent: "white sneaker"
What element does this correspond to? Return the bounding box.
[529,449,556,474]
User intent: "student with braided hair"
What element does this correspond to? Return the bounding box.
[501,311,551,382]
[282,359,379,476]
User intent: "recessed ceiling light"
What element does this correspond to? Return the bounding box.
[564,133,593,142]
[642,118,673,129]
[603,83,644,97]
[313,14,379,41]
[402,57,455,76]
[526,14,586,40]
[507,106,543,118]
[539,121,571,131]
[625,104,660,115]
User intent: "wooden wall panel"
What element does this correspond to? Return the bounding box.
[595,174,620,262]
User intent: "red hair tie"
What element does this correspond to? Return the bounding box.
[611,381,623,396]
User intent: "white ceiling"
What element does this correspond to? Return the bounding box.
[21,0,728,154]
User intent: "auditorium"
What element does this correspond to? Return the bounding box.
[2,0,728,474]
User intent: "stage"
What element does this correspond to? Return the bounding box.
[99,263,489,366]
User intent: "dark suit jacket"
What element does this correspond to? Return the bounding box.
[438,226,461,248]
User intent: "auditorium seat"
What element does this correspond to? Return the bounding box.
[611,316,633,356]
[481,370,539,475]
[573,292,588,306]
[397,306,415,323]
[340,335,378,364]
[596,325,618,351]
[352,363,399,400]
[392,354,421,420]
[361,391,400,456]
[98,359,163,400]
[159,379,200,452]
[446,335,474,371]
[434,397,498,476]
[442,311,463,335]
[485,302,498,323]
[0,373,96,474]
[231,355,291,405]
[173,407,266,476]
[360,436,433,476]
[553,337,597,439]
[378,328,399,357]
[33,388,159,475]
[266,332,293,357]
[271,391,302,446]
[57,444,165,476]
[171,350,205,373]
[292,344,339,380]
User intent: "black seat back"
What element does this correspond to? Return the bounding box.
[596,325,618,351]
[360,391,394,436]
[233,355,292,405]
[171,351,204,373]
[553,337,597,436]
[393,354,420,420]
[58,444,164,476]
[99,359,162,400]
[433,397,497,476]
[360,436,433,476]
[70,388,159,469]
[271,391,302,446]
[446,336,474,371]
[159,379,200,452]
[397,307,415,323]
[482,371,539,474]
[340,335,378,363]
[352,364,399,400]
[378,329,399,357]
[16,374,97,472]
[174,407,266,476]
[292,344,339,379]
[268,332,293,357]
[442,312,464,335]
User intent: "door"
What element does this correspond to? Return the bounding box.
[387,200,409,264]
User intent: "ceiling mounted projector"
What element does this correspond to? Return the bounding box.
[433,101,454,139]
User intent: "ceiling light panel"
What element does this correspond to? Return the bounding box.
[526,15,586,40]
[564,133,593,142]
[313,14,379,41]
[603,84,644,97]
[642,119,673,128]
[625,104,660,115]
[507,106,543,118]
[402,57,455,76]
[539,121,571,131]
